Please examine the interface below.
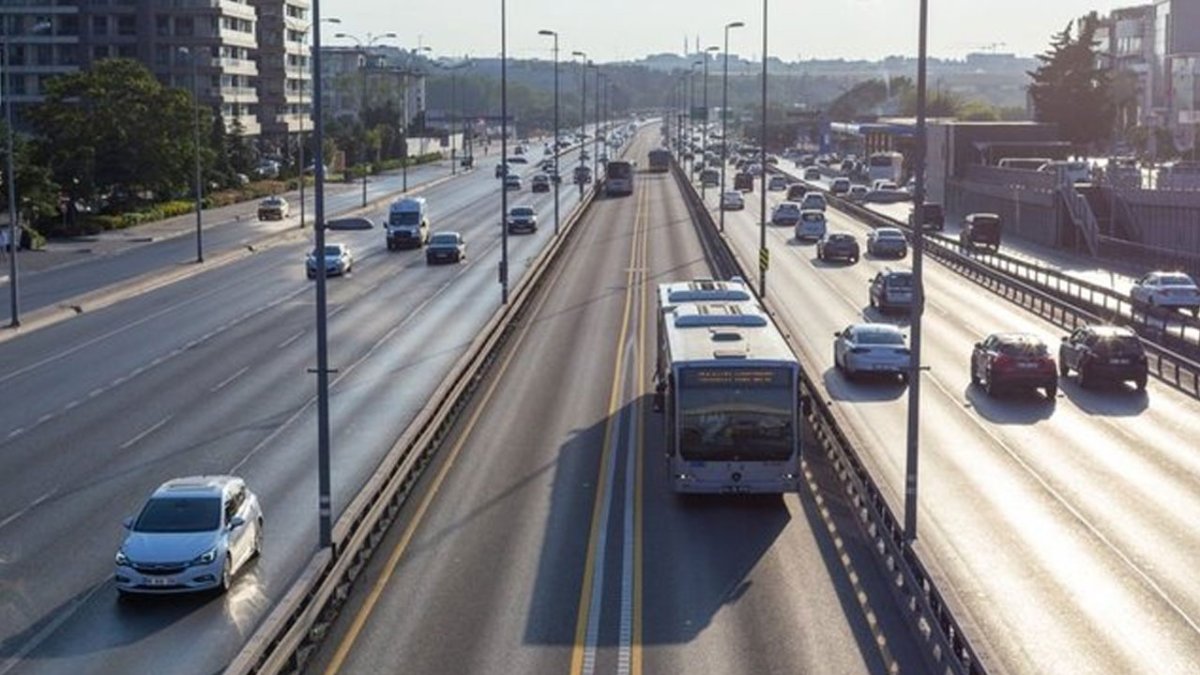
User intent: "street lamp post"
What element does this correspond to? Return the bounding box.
[404,45,433,193]
[689,60,701,176]
[759,0,768,298]
[309,0,332,549]
[296,18,340,229]
[435,59,470,177]
[701,46,719,200]
[592,68,602,186]
[720,21,744,233]
[335,31,397,208]
[904,0,930,545]
[178,46,204,265]
[538,29,560,235]
[572,50,587,179]
[500,0,510,304]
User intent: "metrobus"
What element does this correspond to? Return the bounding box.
[654,292,801,494]
[605,160,635,196]
[866,151,904,184]
[648,148,672,173]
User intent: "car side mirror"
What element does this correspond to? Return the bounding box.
[123,516,134,530]
[974,342,983,350]
[228,516,245,530]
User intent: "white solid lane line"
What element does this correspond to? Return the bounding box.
[118,414,174,450]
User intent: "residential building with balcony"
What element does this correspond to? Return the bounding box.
[252,0,308,150]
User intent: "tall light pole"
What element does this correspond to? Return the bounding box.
[1,19,48,326]
[904,0,930,545]
[335,31,397,207]
[435,58,470,176]
[310,0,332,549]
[758,0,768,298]
[500,0,510,304]
[720,21,744,233]
[688,60,701,176]
[538,29,561,235]
[403,44,432,193]
[178,46,204,264]
[296,18,340,229]
[592,66,601,185]
[571,50,587,175]
[701,45,719,200]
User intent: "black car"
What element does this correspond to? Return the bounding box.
[971,333,1057,399]
[733,172,754,191]
[960,212,1001,251]
[869,269,913,313]
[1059,325,1148,390]
[816,232,860,263]
[425,232,466,264]
[910,202,945,231]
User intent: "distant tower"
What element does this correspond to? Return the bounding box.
[683,35,688,56]
[695,35,700,57]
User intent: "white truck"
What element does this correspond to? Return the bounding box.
[385,197,429,250]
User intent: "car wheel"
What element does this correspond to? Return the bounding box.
[252,519,263,559]
[834,349,842,371]
[218,555,233,594]
[1044,383,1057,400]
[1135,374,1148,391]
[1078,364,1091,389]
[969,359,980,386]
[1059,359,1069,377]
[984,370,997,397]
[869,294,877,309]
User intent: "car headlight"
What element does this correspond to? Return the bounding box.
[115,550,130,566]
[190,547,218,566]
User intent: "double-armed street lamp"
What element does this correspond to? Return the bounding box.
[571,50,587,177]
[719,20,744,233]
[537,29,561,235]
[177,46,205,265]
[700,45,719,199]
[334,31,397,207]
[296,17,342,229]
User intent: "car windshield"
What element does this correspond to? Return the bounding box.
[856,329,905,345]
[877,230,904,239]
[430,234,458,245]
[512,207,534,216]
[829,234,854,242]
[777,204,799,213]
[319,246,342,256]
[1159,274,1195,286]
[134,497,222,533]
[801,212,824,222]
[390,211,420,226]
[1095,336,1143,357]
[997,339,1048,356]
[884,274,913,288]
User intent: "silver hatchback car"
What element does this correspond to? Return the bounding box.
[115,476,262,596]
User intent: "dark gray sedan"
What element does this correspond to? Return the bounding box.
[816,232,860,263]
[867,227,908,258]
[426,231,467,264]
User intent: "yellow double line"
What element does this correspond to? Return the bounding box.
[569,175,649,675]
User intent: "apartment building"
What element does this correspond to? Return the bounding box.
[319,45,426,133]
[253,0,309,149]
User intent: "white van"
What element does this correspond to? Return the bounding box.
[1038,160,1092,185]
[385,197,429,250]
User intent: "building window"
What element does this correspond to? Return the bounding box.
[36,44,52,66]
[93,45,109,60]
[91,15,108,37]
[117,44,136,58]
[176,16,193,37]
[60,44,80,65]
[60,15,79,36]
[117,15,135,36]
[155,15,169,36]
[154,44,170,67]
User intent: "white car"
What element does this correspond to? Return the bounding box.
[847,185,870,202]
[115,476,262,596]
[800,192,827,212]
[1130,271,1200,315]
[720,190,745,210]
[767,175,788,191]
[833,323,911,381]
[306,243,353,279]
[794,209,827,241]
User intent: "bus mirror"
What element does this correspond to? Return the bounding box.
[652,391,665,413]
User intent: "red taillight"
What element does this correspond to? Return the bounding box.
[992,354,1015,370]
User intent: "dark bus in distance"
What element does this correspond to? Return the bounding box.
[648,148,671,173]
[605,160,635,196]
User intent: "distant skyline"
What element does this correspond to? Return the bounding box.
[325,0,1136,63]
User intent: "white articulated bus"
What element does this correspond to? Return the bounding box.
[654,294,801,494]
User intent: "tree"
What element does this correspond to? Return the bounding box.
[1027,15,1114,149]
[30,58,209,208]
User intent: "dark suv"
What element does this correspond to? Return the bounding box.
[1058,325,1148,391]
[869,269,913,313]
[911,202,945,231]
[960,212,1002,251]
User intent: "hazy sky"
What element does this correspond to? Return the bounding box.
[326,0,1136,63]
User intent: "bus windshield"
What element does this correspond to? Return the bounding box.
[677,368,794,461]
[607,161,633,180]
[390,211,420,226]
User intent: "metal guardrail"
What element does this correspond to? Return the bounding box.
[671,159,985,675]
[225,183,601,675]
[770,164,1200,401]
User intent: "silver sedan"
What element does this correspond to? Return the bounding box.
[833,323,911,382]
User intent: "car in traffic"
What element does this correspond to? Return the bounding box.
[786,184,808,202]
[794,209,827,241]
[829,178,851,196]
[867,227,908,258]
[1129,271,1200,315]
[574,165,592,184]
[531,173,551,192]
[800,191,827,212]
[495,163,509,178]
[971,332,1058,399]
[846,185,870,202]
[1058,324,1148,390]
[833,323,911,382]
[733,172,754,191]
[114,476,262,596]
[426,232,466,264]
[506,205,538,234]
[767,175,789,191]
[803,167,822,181]
[306,243,353,279]
[869,269,913,313]
[506,155,529,165]
[504,174,523,191]
[384,196,429,250]
[256,196,289,221]
[911,201,945,231]
[699,168,720,187]
[960,212,1002,252]
[816,232,860,263]
[770,201,802,227]
[720,190,745,210]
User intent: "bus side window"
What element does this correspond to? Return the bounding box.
[664,376,676,456]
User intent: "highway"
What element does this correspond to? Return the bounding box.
[698,161,1200,673]
[0,141,592,674]
[2,159,463,321]
[307,131,924,675]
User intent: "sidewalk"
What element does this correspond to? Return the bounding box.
[8,159,454,277]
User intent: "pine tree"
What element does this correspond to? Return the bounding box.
[1027,15,1113,150]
